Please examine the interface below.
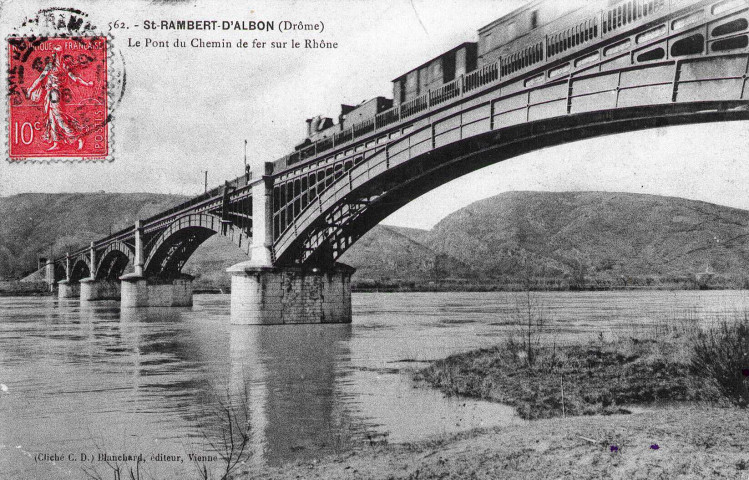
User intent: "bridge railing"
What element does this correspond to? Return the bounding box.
[429,76,463,107]
[464,63,499,93]
[270,0,706,176]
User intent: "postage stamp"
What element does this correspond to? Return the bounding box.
[6,8,124,162]
[8,36,109,161]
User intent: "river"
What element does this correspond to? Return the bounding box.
[1,290,747,479]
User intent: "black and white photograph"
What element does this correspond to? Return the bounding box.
[1,0,749,478]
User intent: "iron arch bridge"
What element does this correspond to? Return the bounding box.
[47,0,749,290]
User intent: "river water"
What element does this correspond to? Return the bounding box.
[1,290,747,479]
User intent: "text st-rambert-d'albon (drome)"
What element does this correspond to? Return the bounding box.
[127,19,338,49]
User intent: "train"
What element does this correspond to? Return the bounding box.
[278,0,748,172]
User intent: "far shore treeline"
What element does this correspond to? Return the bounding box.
[3,191,749,293]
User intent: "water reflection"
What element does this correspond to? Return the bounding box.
[228,324,353,465]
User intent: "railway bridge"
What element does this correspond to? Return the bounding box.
[42,0,749,323]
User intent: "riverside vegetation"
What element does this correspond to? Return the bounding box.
[416,309,749,420]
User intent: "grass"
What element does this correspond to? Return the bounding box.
[415,323,724,420]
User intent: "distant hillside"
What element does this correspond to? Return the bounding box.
[419,191,749,286]
[4,191,749,289]
[0,193,188,280]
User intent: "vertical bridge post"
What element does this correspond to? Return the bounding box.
[134,220,144,277]
[227,162,354,325]
[44,258,55,293]
[120,220,149,307]
[57,252,79,299]
[249,162,275,267]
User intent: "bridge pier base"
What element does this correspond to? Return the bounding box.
[80,278,121,301]
[120,274,193,308]
[227,262,354,325]
[57,280,79,299]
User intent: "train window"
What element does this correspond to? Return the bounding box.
[672,11,705,31]
[531,10,539,29]
[637,25,666,44]
[636,47,665,62]
[713,0,746,16]
[377,136,387,144]
[604,39,631,56]
[712,18,748,37]
[671,34,704,56]
[711,34,749,51]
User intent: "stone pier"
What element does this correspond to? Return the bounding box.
[57,280,79,298]
[80,278,121,301]
[120,274,194,308]
[227,262,354,325]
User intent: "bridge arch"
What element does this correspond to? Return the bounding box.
[69,258,91,282]
[143,213,250,277]
[95,242,135,281]
[274,100,749,266]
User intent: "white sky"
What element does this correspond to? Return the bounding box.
[1,0,749,230]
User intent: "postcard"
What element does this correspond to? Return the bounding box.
[2,0,749,479]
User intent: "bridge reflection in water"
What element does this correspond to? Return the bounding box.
[114,306,357,466]
[227,324,354,465]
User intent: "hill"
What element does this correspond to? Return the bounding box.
[417,191,749,288]
[0,193,188,280]
[3,191,749,289]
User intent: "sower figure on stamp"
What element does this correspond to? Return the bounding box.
[27,45,93,151]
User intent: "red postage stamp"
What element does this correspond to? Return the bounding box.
[8,36,109,161]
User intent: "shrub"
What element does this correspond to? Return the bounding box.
[691,317,749,408]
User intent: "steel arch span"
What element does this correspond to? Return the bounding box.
[95,242,135,281]
[143,213,251,277]
[273,100,749,266]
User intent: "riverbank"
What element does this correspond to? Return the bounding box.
[248,315,747,478]
[250,406,748,479]
[414,332,720,419]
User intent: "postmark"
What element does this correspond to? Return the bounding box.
[6,8,125,163]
